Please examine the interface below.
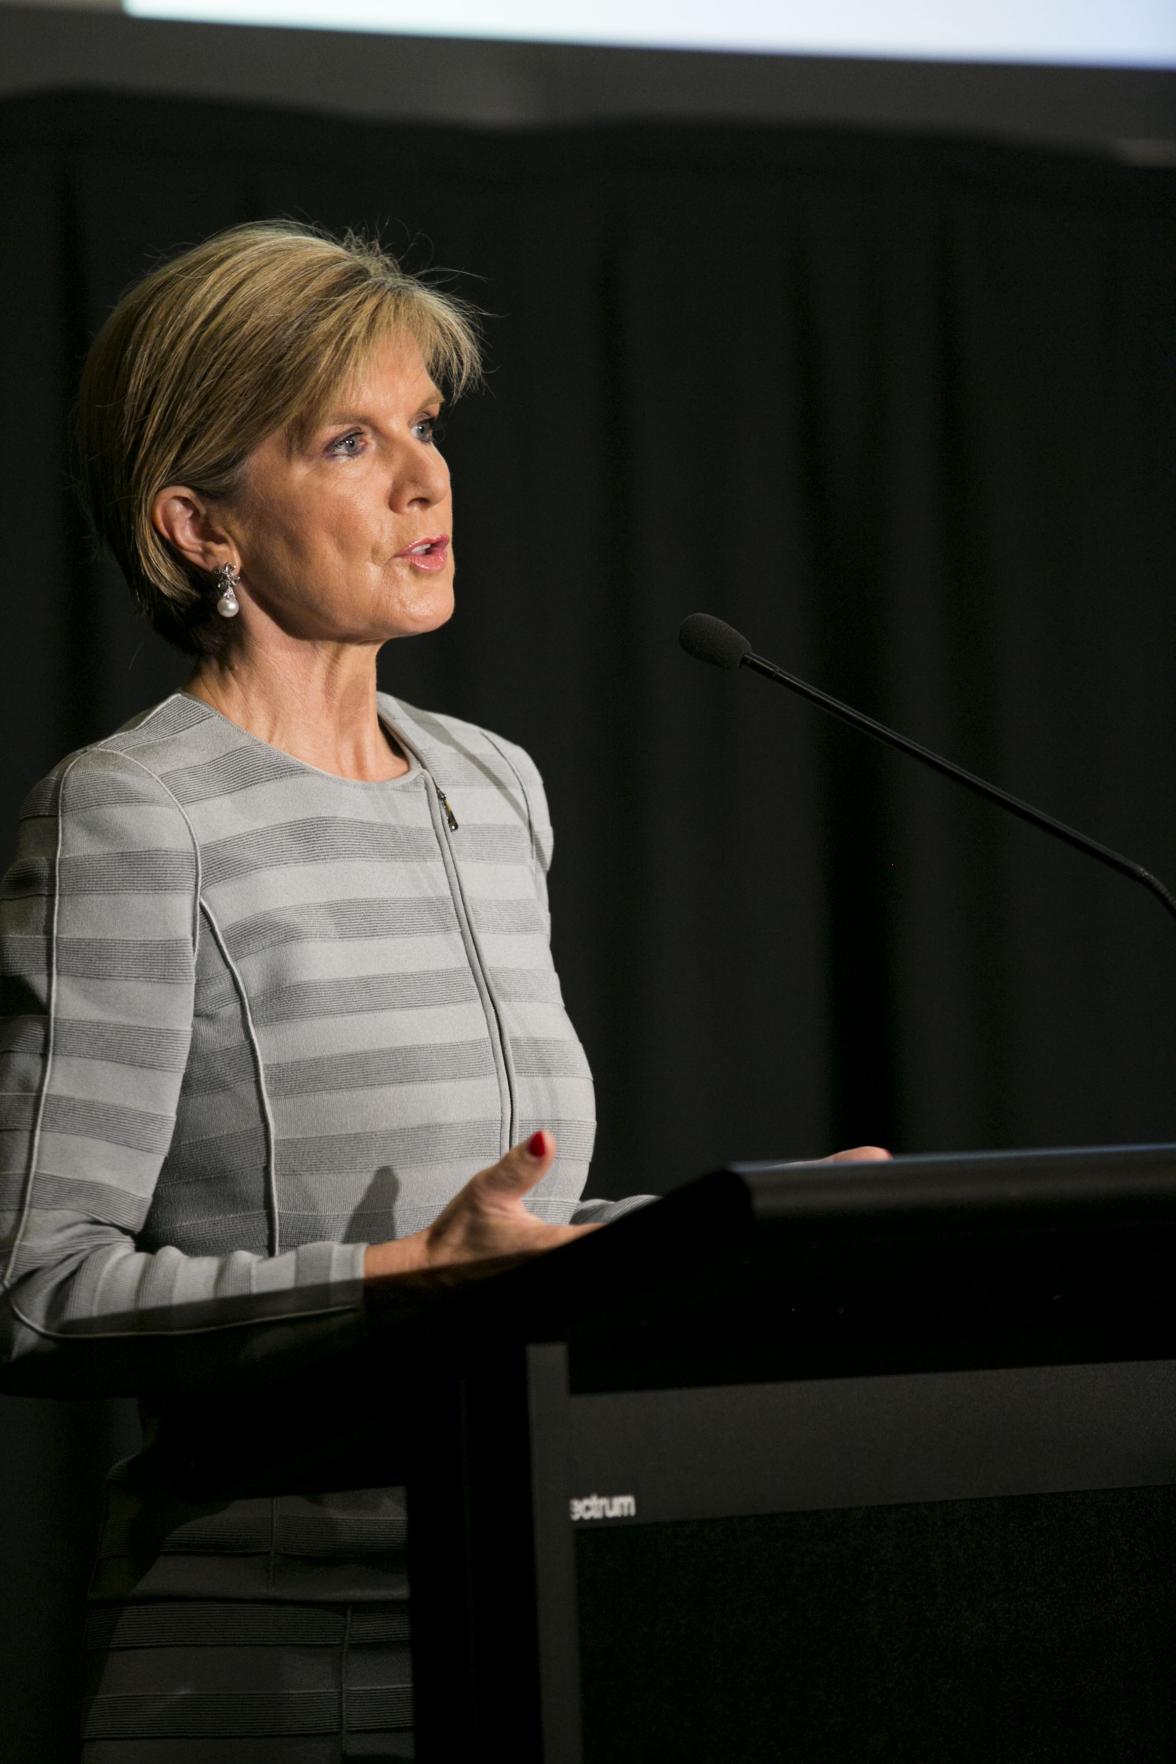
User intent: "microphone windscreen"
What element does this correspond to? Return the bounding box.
[678,613,752,671]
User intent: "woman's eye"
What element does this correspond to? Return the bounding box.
[412,414,441,444]
[327,431,365,458]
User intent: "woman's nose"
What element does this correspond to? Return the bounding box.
[391,443,449,510]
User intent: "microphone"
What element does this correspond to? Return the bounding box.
[679,612,1176,925]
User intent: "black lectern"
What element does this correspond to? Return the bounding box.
[168,1145,1176,1762]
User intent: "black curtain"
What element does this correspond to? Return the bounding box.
[2,90,1174,1758]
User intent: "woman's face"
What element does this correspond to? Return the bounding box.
[219,333,455,646]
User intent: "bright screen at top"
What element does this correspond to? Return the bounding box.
[124,2,1176,68]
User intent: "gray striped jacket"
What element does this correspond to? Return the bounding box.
[1,691,637,1405]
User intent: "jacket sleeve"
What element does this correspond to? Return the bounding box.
[0,747,367,1400]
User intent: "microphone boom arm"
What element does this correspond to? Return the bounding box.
[741,648,1176,927]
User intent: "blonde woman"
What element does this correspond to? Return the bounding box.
[0,221,637,1762]
[0,221,882,1760]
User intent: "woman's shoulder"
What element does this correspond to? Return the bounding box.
[382,694,553,861]
[6,697,213,903]
[17,694,221,819]
[382,694,547,797]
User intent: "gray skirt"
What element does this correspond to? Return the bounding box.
[80,1598,414,1762]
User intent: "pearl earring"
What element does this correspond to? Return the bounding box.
[214,562,240,619]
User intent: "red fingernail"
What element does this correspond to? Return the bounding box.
[528,1130,546,1158]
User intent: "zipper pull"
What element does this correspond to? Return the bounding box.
[435,784,459,831]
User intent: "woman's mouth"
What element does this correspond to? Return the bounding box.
[395,535,450,573]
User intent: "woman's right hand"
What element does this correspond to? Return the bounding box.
[363,1129,593,1283]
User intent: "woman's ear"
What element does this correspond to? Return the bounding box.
[151,485,235,575]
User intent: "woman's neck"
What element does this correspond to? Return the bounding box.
[185,641,409,782]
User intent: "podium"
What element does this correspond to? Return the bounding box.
[167,1144,1176,1762]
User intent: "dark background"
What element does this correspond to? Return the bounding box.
[6,95,1175,1174]
[1,25,1175,1759]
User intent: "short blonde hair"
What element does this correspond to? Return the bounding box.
[76,221,482,653]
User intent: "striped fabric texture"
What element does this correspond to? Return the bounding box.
[0,693,646,1607]
[81,1597,415,1760]
[1,690,653,1752]
[1,690,606,1399]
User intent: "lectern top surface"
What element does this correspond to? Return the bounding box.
[732,1140,1176,1231]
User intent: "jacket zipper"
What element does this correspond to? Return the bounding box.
[424,774,517,1153]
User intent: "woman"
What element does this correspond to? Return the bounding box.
[1,221,882,1760]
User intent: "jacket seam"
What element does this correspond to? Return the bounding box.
[480,729,543,870]
[101,743,204,953]
[197,899,282,1257]
[0,741,201,1290]
[0,752,83,1290]
[420,776,519,1155]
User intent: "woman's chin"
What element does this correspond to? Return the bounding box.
[388,578,456,639]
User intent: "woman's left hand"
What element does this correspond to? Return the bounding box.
[812,1146,891,1163]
